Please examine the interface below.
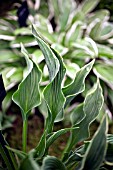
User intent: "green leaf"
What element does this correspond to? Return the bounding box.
[0,74,6,105]
[80,116,108,170]
[71,103,85,126]
[35,132,46,158]
[12,44,41,119]
[44,48,66,122]
[19,151,40,170]
[65,21,83,46]
[89,20,102,40]
[107,134,113,144]
[42,156,66,170]
[63,60,95,105]
[105,134,113,165]
[46,127,78,149]
[32,26,66,122]
[0,131,17,170]
[94,63,113,88]
[97,44,113,59]
[83,79,104,123]
[10,35,36,48]
[65,79,104,152]
[50,0,76,32]
[105,143,113,166]
[80,0,100,15]
[32,25,59,82]
[100,22,113,40]
[6,146,27,160]
[87,9,110,24]
[0,50,18,63]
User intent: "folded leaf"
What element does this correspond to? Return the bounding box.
[63,60,95,106]
[44,48,66,122]
[12,45,41,119]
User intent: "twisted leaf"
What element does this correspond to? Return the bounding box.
[63,59,95,106]
[32,26,66,122]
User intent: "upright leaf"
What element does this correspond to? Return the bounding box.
[65,79,104,152]
[80,116,108,170]
[32,25,59,82]
[44,49,66,122]
[12,45,41,119]
[32,26,66,123]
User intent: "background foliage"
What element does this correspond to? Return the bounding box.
[0,0,113,169]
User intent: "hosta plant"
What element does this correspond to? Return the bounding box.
[1,0,113,123]
[0,26,113,170]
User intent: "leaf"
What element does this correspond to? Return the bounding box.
[107,134,113,144]
[80,0,100,15]
[87,9,110,24]
[80,116,108,170]
[0,50,18,63]
[46,127,78,149]
[44,48,66,122]
[65,21,83,46]
[19,151,40,170]
[0,131,17,170]
[63,60,95,106]
[97,44,113,59]
[71,103,85,126]
[93,63,113,89]
[42,156,66,170]
[105,134,113,165]
[83,79,104,123]
[35,132,46,158]
[10,35,36,48]
[100,22,113,40]
[6,146,27,160]
[50,0,76,31]
[65,62,80,79]
[12,45,41,119]
[89,20,102,40]
[32,26,66,122]
[105,143,113,166]
[32,25,59,82]
[65,79,104,152]
[0,75,6,105]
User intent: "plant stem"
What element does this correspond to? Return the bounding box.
[22,119,28,152]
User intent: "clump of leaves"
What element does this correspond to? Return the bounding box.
[0,27,113,170]
[1,0,113,123]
